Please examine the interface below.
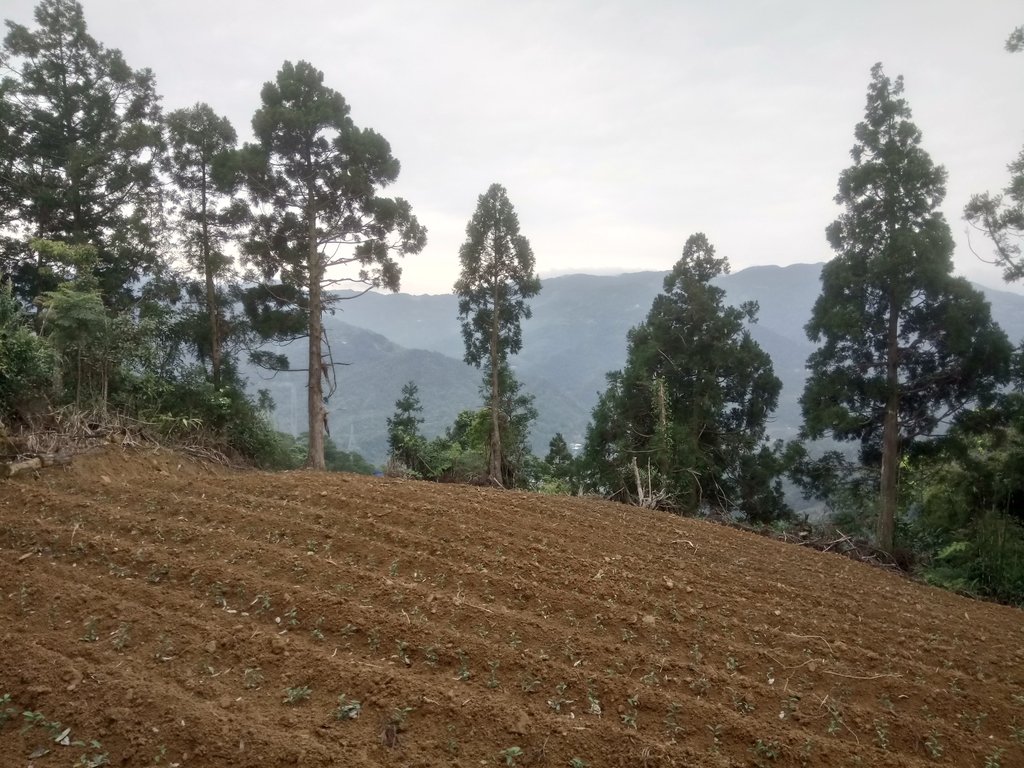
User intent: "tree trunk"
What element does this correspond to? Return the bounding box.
[100,360,108,417]
[305,195,326,470]
[656,376,669,477]
[878,296,900,553]
[200,162,222,389]
[488,303,503,486]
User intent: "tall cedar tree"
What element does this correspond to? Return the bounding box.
[166,103,248,389]
[582,233,785,520]
[242,61,426,469]
[964,25,1024,281]
[802,64,1012,552]
[0,0,164,306]
[455,184,541,486]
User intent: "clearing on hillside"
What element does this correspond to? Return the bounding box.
[1,450,1022,767]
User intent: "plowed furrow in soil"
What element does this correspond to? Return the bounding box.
[2,451,1022,768]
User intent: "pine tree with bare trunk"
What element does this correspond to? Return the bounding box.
[241,61,425,469]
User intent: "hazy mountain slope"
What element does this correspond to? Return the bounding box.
[251,264,1024,465]
[249,319,592,465]
[329,291,462,358]
[250,322,480,464]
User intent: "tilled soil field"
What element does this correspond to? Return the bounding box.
[1,449,1022,767]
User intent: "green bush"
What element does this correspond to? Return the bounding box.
[116,369,290,467]
[922,513,1024,605]
[0,280,55,419]
[906,413,1024,605]
[289,433,377,474]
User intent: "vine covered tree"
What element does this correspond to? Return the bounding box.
[242,60,426,469]
[583,233,786,520]
[454,183,541,485]
[0,0,164,306]
[802,64,1012,552]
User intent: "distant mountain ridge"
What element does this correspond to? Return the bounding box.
[248,264,1024,466]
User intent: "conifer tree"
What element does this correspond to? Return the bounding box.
[802,64,1012,552]
[242,60,426,469]
[166,103,248,389]
[386,380,425,471]
[545,432,575,486]
[482,361,538,488]
[546,433,573,468]
[583,233,785,519]
[0,0,164,306]
[455,183,540,485]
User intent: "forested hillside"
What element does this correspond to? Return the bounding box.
[261,265,1024,465]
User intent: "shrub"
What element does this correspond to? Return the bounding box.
[116,369,290,467]
[0,281,54,420]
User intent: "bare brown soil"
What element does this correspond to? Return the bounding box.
[1,449,1022,767]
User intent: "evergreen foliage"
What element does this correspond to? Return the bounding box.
[429,409,490,483]
[1,0,165,306]
[241,60,426,470]
[801,64,1012,552]
[964,28,1023,280]
[286,433,376,474]
[582,233,787,521]
[2,0,1024,605]
[455,183,541,485]
[386,380,426,473]
[540,432,578,495]
[0,280,54,418]
[36,240,129,411]
[165,103,250,389]
[1005,24,1024,53]
[481,362,539,488]
[545,433,573,477]
[120,370,289,467]
[901,394,1024,604]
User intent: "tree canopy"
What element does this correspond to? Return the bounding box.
[801,63,1012,552]
[241,60,426,469]
[964,26,1023,282]
[1,0,164,306]
[583,233,786,521]
[455,183,540,485]
[165,102,249,389]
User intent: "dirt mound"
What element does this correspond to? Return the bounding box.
[1,448,1022,767]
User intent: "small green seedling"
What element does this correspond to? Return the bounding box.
[283,685,311,704]
[500,746,524,766]
[334,695,361,721]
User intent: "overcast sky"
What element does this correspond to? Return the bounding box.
[5,0,1024,295]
